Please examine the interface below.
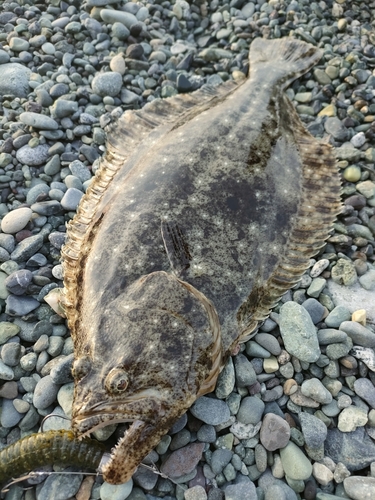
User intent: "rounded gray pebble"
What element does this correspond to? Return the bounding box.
[61,188,84,211]
[233,353,257,387]
[33,375,60,410]
[91,72,123,97]
[0,63,31,98]
[190,396,230,425]
[353,378,375,409]
[16,144,50,166]
[339,321,375,348]
[237,396,265,425]
[1,398,23,427]
[299,412,327,448]
[325,306,351,328]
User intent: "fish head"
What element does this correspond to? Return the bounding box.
[71,271,222,483]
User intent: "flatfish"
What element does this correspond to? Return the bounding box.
[59,37,342,484]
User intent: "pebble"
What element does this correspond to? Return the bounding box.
[338,406,368,432]
[190,396,230,425]
[301,378,333,404]
[1,207,32,234]
[184,485,207,500]
[254,333,281,356]
[6,294,40,316]
[100,9,138,29]
[20,112,58,130]
[312,462,333,486]
[279,301,320,362]
[0,63,31,97]
[340,321,375,348]
[37,472,84,500]
[100,480,133,500]
[279,441,313,480]
[237,396,264,425]
[325,306,351,328]
[343,476,375,500]
[224,481,257,500]
[260,413,290,451]
[33,375,60,410]
[16,144,50,166]
[299,412,327,448]
[359,269,375,291]
[0,359,15,381]
[160,443,205,479]
[215,356,235,399]
[353,377,375,409]
[233,353,257,387]
[302,298,326,324]
[91,72,123,97]
[11,234,43,262]
[61,188,84,211]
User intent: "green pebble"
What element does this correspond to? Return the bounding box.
[280,441,313,480]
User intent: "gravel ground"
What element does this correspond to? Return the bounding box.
[1,0,375,499]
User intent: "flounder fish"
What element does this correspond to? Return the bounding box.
[57,37,342,484]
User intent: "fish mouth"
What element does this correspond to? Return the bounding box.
[71,392,165,438]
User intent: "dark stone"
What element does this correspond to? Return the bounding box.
[325,427,375,471]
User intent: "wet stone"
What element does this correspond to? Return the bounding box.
[19,112,58,130]
[91,72,123,97]
[1,343,22,366]
[0,63,31,98]
[215,356,235,399]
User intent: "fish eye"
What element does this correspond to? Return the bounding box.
[72,356,91,381]
[105,367,129,395]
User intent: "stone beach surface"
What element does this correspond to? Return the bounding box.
[0,0,375,499]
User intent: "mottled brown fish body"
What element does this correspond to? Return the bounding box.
[62,38,342,484]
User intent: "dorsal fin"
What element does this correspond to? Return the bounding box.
[61,81,238,333]
[237,94,342,338]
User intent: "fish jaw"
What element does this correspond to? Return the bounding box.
[101,414,189,484]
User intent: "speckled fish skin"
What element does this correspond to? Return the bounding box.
[61,38,342,484]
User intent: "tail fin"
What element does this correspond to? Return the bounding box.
[249,38,322,88]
